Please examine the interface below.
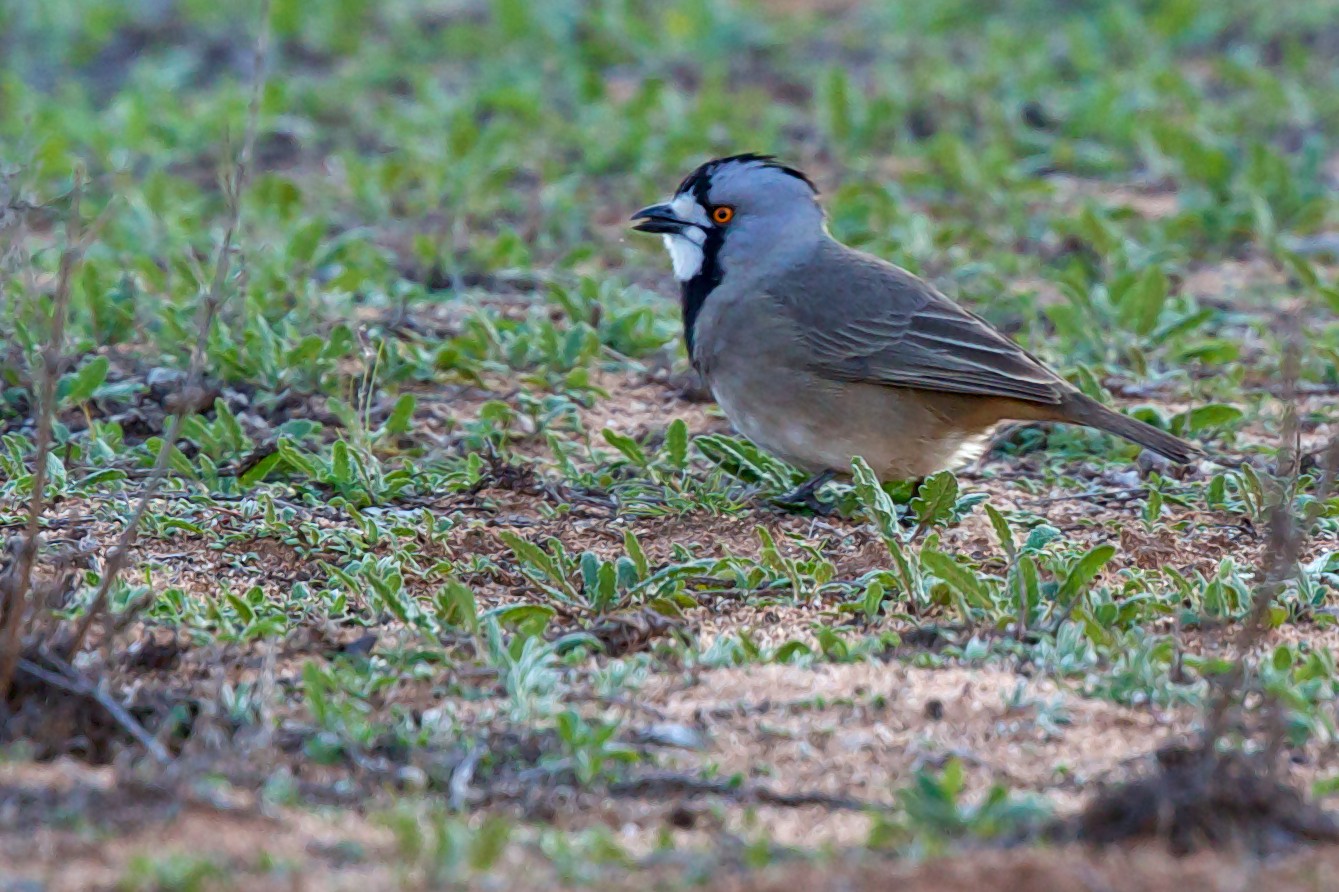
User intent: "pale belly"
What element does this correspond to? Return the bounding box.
[710,371,995,481]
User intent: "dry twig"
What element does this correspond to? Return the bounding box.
[16,653,170,764]
[0,174,89,700]
[65,3,273,657]
[608,771,886,812]
[1200,326,1339,753]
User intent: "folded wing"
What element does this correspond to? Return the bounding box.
[778,246,1067,406]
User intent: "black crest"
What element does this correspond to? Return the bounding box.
[675,153,818,202]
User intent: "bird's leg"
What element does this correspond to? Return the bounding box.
[772,470,837,514]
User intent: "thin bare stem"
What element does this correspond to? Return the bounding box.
[65,1,272,657]
[1200,312,1339,753]
[0,174,85,702]
[18,653,170,764]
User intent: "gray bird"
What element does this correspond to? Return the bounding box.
[631,154,1199,506]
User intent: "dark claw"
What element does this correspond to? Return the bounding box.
[770,470,837,515]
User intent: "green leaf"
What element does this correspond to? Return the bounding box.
[166,444,194,477]
[77,468,127,487]
[602,428,647,466]
[1142,486,1164,524]
[215,399,244,450]
[330,440,353,484]
[1022,524,1062,554]
[814,626,849,660]
[62,356,109,405]
[911,471,960,529]
[377,576,414,626]
[277,438,321,479]
[647,596,685,619]
[1071,363,1107,402]
[885,535,923,610]
[1173,404,1244,434]
[468,817,512,871]
[1055,544,1117,606]
[1120,265,1168,336]
[851,456,901,543]
[1312,775,1339,799]
[861,577,887,621]
[436,578,479,632]
[483,603,556,630]
[226,590,256,623]
[951,492,988,523]
[921,548,993,610]
[239,452,282,487]
[594,561,618,612]
[623,530,648,579]
[580,551,602,597]
[774,640,812,663]
[695,433,796,489]
[158,516,205,535]
[499,531,569,594]
[1268,604,1288,628]
[384,393,416,436]
[614,556,640,591]
[664,418,689,469]
[1012,553,1041,616]
[499,531,551,575]
[756,524,782,569]
[321,560,361,594]
[942,758,964,797]
[286,335,325,366]
[985,504,1016,559]
[824,67,852,143]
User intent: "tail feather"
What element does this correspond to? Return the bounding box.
[1059,392,1201,464]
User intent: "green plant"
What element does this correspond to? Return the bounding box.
[870,759,1051,853]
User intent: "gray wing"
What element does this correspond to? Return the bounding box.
[775,243,1066,405]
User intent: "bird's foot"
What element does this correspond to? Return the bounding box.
[770,471,837,515]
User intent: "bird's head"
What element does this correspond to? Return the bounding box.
[631,154,823,284]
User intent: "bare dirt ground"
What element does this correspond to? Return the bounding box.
[6,370,1339,889]
[14,767,1339,892]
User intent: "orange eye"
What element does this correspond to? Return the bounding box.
[711,205,734,224]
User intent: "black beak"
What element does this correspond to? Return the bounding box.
[630,203,691,235]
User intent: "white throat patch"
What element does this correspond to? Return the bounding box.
[664,234,704,281]
[661,193,710,282]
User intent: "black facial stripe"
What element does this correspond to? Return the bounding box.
[681,225,724,366]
